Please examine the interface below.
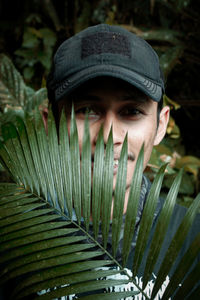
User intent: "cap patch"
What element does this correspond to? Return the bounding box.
[81,32,131,59]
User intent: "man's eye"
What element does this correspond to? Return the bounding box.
[120,107,141,117]
[75,107,98,118]
[76,107,90,114]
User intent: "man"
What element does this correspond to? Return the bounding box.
[46,24,199,298]
[47,23,169,214]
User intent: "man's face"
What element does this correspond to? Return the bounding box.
[58,77,169,209]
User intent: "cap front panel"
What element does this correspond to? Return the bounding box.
[50,24,165,102]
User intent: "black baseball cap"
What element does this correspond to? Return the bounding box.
[47,24,165,103]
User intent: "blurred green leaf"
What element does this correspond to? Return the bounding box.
[22,27,40,48]
[160,46,184,77]
[172,0,191,11]
[39,28,56,47]
[75,1,91,33]
[0,54,48,129]
[176,156,200,178]
[14,25,57,81]
[164,172,194,195]
[0,54,34,113]
[166,116,180,139]
[163,95,181,110]
[23,67,34,80]
[176,156,200,168]
[140,29,182,45]
[25,87,47,112]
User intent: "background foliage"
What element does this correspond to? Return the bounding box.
[0,0,200,202]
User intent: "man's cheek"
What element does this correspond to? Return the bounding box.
[126,160,135,183]
[73,121,84,150]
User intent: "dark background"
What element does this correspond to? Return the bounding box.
[0,0,199,159]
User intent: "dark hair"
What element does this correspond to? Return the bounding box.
[157,95,163,127]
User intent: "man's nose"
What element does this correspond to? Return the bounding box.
[95,112,125,146]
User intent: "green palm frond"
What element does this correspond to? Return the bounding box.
[0,105,200,299]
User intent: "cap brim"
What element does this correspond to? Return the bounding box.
[55,65,163,102]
